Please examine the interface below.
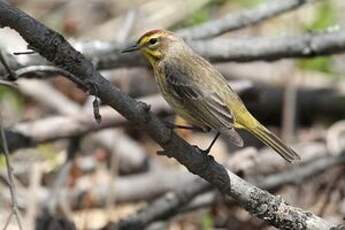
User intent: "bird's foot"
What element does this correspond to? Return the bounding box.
[163,121,208,132]
[157,149,173,158]
[193,145,214,160]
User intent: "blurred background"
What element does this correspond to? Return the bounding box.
[1,0,345,229]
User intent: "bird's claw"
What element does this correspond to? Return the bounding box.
[163,121,175,129]
[157,150,173,158]
[193,145,214,160]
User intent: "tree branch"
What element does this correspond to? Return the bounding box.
[116,178,211,230]
[1,29,345,76]
[113,149,345,230]
[0,3,337,229]
[70,30,345,70]
[191,30,345,62]
[177,0,309,40]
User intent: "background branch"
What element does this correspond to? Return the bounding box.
[1,29,345,77]
[178,0,309,40]
[0,112,23,230]
[110,143,345,229]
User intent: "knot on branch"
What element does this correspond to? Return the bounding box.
[36,31,65,63]
[31,29,84,73]
[136,101,151,123]
[189,153,231,194]
[301,32,320,57]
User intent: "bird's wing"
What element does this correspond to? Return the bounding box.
[163,61,243,146]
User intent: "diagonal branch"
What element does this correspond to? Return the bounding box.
[177,0,310,40]
[0,2,337,229]
[113,148,345,229]
[116,178,211,230]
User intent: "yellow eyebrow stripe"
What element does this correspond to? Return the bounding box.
[138,36,150,46]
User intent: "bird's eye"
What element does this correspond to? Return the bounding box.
[149,38,158,45]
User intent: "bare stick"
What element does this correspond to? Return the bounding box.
[0,113,23,230]
[0,79,17,88]
[13,50,35,55]
[0,49,16,80]
[15,65,87,91]
[2,29,345,75]
[178,0,310,40]
[0,42,23,230]
[116,178,211,229]
[2,212,13,230]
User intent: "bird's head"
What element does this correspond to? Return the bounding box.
[122,29,178,65]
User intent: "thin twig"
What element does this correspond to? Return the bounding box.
[15,65,101,123]
[178,0,310,40]
[12,50,35,55]
[0,79,17,88]
[15,65,87,91]
[116,178,211,229]
[0,43,23,230]
[282,64,297,143]
[0,112,23,230]
[317,166,345,216]
[47,136,81,216]
[2,212,13,230]
[0,50,16,80]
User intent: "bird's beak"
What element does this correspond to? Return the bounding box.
[121,44,140,53]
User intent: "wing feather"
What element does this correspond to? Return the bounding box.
[164,61,233,129]
[162,58,243,146]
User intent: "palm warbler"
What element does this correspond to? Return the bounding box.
[122,29,300,163]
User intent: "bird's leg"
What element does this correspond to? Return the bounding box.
[164,121,208,133]
[196,132,220,155]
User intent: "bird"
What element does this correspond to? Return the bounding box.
[122,29,301,163]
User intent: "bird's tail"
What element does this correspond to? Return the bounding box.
[247,123,301,163]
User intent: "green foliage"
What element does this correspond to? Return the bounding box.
[299,2,337,73]
[305,1,337,31]
[175,0,265,29]
[0,155,6,169]
[181,7,210,28]
[298,57,333,74]
[234,0,264,7]
[0,86,24,113]
[201,212,214,230]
